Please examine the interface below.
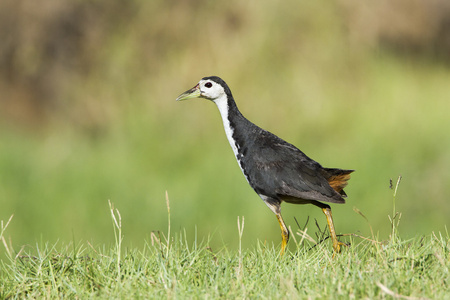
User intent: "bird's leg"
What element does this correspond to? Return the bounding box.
[276,213,289,255]
[321,207,344,253]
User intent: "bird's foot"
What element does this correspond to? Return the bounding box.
[332,240,348,257]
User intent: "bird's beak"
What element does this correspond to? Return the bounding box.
[176,84,201,101]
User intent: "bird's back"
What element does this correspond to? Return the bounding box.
[233,117,352,204]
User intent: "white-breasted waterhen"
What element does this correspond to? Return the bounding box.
[176,76,353,255]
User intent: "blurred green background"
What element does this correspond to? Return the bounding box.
[1,0,449,252]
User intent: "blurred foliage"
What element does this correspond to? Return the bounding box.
[0,0,449,252]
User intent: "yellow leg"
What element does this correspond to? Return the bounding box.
[322,207,344,253]
[276,213,289,255]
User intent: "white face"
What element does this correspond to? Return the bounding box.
[198,79,226,101]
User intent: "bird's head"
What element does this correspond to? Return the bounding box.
[176,76,230,102]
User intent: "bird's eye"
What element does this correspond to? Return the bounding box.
[205,82,213,88]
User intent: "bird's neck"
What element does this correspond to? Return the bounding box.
[214,95,248,163]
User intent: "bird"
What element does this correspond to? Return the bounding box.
[176,76,353,255]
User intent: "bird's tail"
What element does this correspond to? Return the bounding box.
[324,168,354,197]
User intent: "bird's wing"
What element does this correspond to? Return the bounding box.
[246,132,344,204]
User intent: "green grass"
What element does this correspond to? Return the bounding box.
[1,0,450,255]
[1,187,449,299]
